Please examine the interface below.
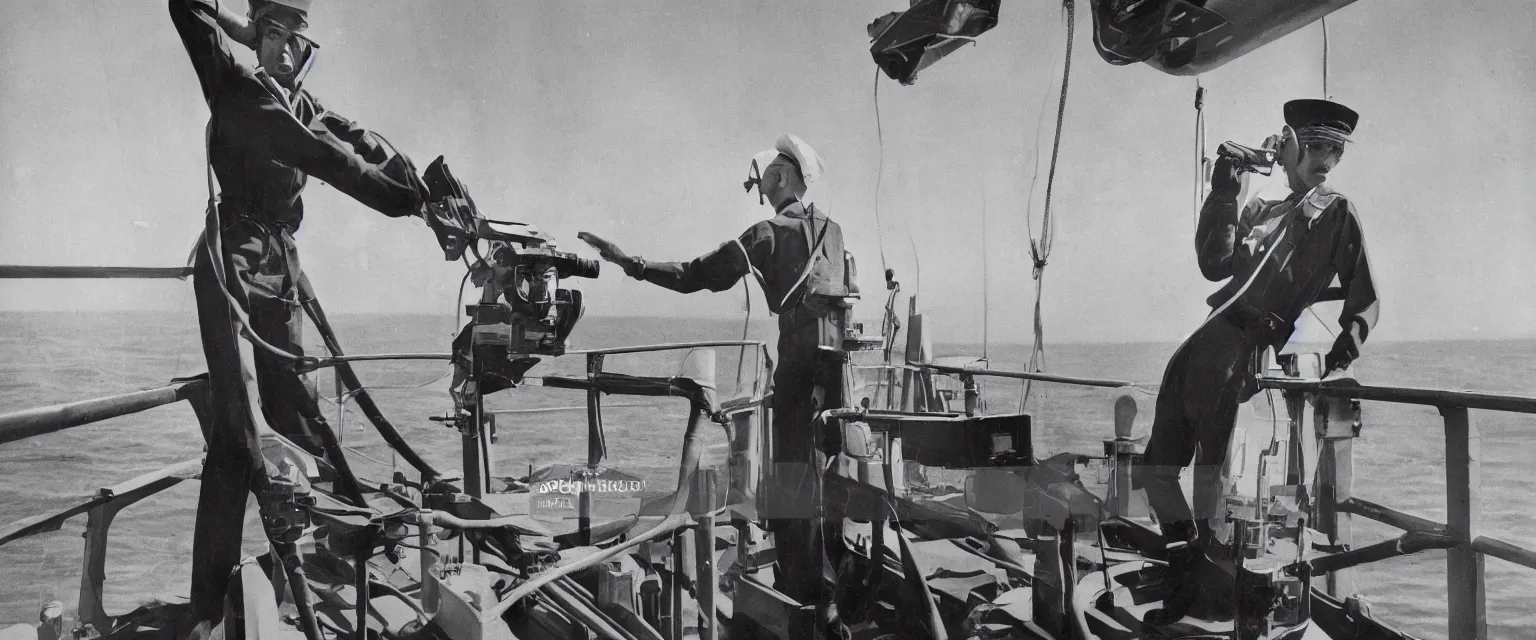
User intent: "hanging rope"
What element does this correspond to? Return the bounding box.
[1194,81,1208,231]
[1322,17,1331,100]
[981,190,990,363]
[736,281,751,390]
[872,68,891,276]
[1021,0,1075,410]
[872,68,924,301]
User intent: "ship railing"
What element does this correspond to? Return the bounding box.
[0,264,210,632]
[892,349,1530,640]
[1257,374,1536,640]
[0,263,779,637]
[0,375,214,633]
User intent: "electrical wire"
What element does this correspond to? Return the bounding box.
[1021,0,1076,412]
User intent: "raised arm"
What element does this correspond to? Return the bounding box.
[1195,156,1260,282]
[580,223,768,295]
[219,95,428,218]
[1326,204,1380,373]
[168,0,256,103]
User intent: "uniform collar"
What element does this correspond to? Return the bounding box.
[776,199,813,218]
[255,68,296,112]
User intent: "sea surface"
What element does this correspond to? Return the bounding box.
[2,311,1534,638]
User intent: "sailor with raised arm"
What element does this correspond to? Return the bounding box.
[579,134,854,636]
[168,0,446,631]
[1137,99,1380,625]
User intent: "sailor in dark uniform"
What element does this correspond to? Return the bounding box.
[169,0,436,627]
[580,134,852,632]
[1137,99,1380,624]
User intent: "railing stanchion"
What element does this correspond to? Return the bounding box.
[76,504,116,632]
[693,469,719,640]
[582,354,605,547]
[1442,405,1487,640]
[1313,394,1358,598]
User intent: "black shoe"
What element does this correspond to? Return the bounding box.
[1143,544,1200,627]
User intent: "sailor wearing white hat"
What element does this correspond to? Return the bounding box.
[581,134,854,634]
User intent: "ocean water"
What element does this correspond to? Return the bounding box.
[1,311,1534,638]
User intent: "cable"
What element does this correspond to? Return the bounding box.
[1194,81,1207,232]
[981,190,990,363]
[1021,0,1076,412]
[736,280,751,392]
[872,67,922,300]
[872,69,891,275]
[1322,17,1331,100]
[452,259,471,337]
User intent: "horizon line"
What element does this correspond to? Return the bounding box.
[0,309,1530,345]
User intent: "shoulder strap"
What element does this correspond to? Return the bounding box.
[779,209,832,309]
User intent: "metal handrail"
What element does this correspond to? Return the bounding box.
[1260,377,1536,414]
[1269,374,1536,640]
[920,362,1141,389]
[0,377,208,446]
[0,265,193,279]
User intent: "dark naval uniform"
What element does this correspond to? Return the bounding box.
[628,200,849,605]
[1137,99,1379,624]
[171,0,428,620]
[1142,181,1379,525]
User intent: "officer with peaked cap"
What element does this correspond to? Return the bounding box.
[1137,98,1379,625]
[168,0,445,631]
[580,134,854,635]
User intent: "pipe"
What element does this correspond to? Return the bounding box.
[0,379,207,446]
[298,276,443,479]
[484,511,718,620]
[278,540,326,640]
[547,580,637,640]
[354,527,379,640]
[302,353,453,369]
[919,362,1138,389]
[418,511,440,616]
[882,434,947,640]
[423,511,549,533]
[0,265,195,279]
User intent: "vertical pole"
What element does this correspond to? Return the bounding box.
[961,374,979,417]
[900,298,919,412]
[76,504,117,631]
[334,372,345,446]
[583,354,605,547]
[1314,394,1356,598]
[670,528,686,640]
[463,380,485,499]
[1111,395,1137,518]
[1317,437,1354,597]
[694,470,719,640]
[419,511,440,616]
[1443,405,1487,640]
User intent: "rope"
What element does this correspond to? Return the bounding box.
[872,68,923,300]
[736,280,750,391]
[872,68,891,275]
[981,190,989,363]
[1021,0,1075,411]
[1322,17,1331,100]
[1194,81,1207,232]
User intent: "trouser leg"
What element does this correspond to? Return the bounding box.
[187,241,267,628]
[767,363,834,604]
[1137,320,1255,625]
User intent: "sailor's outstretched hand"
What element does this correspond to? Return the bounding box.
[578,232,642,278]
[577,232,625,263]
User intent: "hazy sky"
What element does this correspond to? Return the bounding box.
[2,1,1533,344]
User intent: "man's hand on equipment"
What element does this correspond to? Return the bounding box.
[577,232,643,278]
[1209,156,1246,195]
[1322,347,1355,380]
